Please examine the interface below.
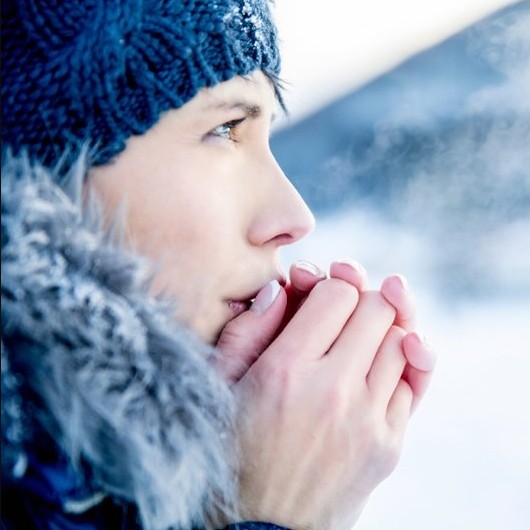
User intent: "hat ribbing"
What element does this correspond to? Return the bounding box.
[1,0,280,167]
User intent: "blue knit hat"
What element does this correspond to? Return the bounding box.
[1,0,280,167]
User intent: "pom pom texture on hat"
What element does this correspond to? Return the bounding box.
[1,0,280,167]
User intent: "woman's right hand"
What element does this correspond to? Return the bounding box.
[233,276,417,529]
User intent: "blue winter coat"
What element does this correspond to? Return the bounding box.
[1,437,287,530]
[1,444,286,530]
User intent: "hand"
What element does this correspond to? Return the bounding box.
[330,262,436,412]
[378,274,436,412]
[215,259,435,527]
[214,280,288,384]
[285,261,436,413]
[233,277,413,529]
[215,260,435,409]
[215,261,327,384]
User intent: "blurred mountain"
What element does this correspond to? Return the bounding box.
[272,1,530,296]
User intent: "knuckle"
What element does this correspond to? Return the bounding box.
[363,290,397,320]
[313,278,359,308]
[389,324,406,338]
[255,356,293,389]
[386,325,406,345]
[360,414,385,447]
[322,381,351,414]
[216,334,240,356]
[216,323,244,348]
[400,378,414,403]
[362,423,403,477]
[378,439,403,476]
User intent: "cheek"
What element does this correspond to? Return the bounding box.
[141,213,226,340]
[124,170,214,250]
[132,187,238,301]
[147,228,235,344]
[92,157,252,341]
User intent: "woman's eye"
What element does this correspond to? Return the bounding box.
[209,118,245,141]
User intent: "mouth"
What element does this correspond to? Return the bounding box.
[227,292,258,318]
[226,274,285,318]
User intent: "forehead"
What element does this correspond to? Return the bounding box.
[193,71,278,115]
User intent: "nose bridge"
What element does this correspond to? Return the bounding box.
[249,149,315,246]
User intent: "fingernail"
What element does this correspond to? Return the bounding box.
[394,274,410,293]
[409,332,424,345]
[408,332,436,370]
[335,259,366,274]
[250,280,281,315]
[294,260,323,276]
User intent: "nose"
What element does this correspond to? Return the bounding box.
[247,152,315,247]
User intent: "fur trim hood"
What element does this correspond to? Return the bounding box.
[1,155,236,529]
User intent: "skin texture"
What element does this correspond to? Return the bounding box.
[222,262,435,529]
[89,71,314,343]
[89,71,436,528]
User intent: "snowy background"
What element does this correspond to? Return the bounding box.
[272,2,530,529]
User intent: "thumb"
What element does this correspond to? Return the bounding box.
[215,280,286,384]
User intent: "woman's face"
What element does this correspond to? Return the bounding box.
[89,71,314,343]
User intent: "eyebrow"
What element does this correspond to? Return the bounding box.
[205,100,278,122]
[206,100,261,117]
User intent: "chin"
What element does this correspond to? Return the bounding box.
[189,307,229,346]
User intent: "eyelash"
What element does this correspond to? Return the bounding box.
[208,118,246,142]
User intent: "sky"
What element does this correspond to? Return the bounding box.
[273,0,519,124]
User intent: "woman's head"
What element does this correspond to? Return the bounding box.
[3,0,314,343]
[89,71,314,342]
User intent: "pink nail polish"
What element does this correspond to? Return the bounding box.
[335,259,366,274]
[250,280,281,314]
[407,332,436,371]
[294,260,323,276]
[394,274,410,292]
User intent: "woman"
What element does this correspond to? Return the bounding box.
[1,1,435,529]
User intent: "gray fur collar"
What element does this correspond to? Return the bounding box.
[1,155,236,529]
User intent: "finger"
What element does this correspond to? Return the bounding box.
[402,365,434,414]
[283,261,327,326]
[386,379,413,433]
[380,275,416,331]
[289,260,327,296]
[402,333,436,413]
[215,281,287,383]
[329,259,368,291]
[327,290,396,375]
[366,326,407,409]
[271,278,359,361]
[402,332,437,371]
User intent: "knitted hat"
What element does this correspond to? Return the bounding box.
[1,0,281,168]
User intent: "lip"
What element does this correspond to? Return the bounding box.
[227,288,259,316]
[226,273,285,317]
[227,299,252,317]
